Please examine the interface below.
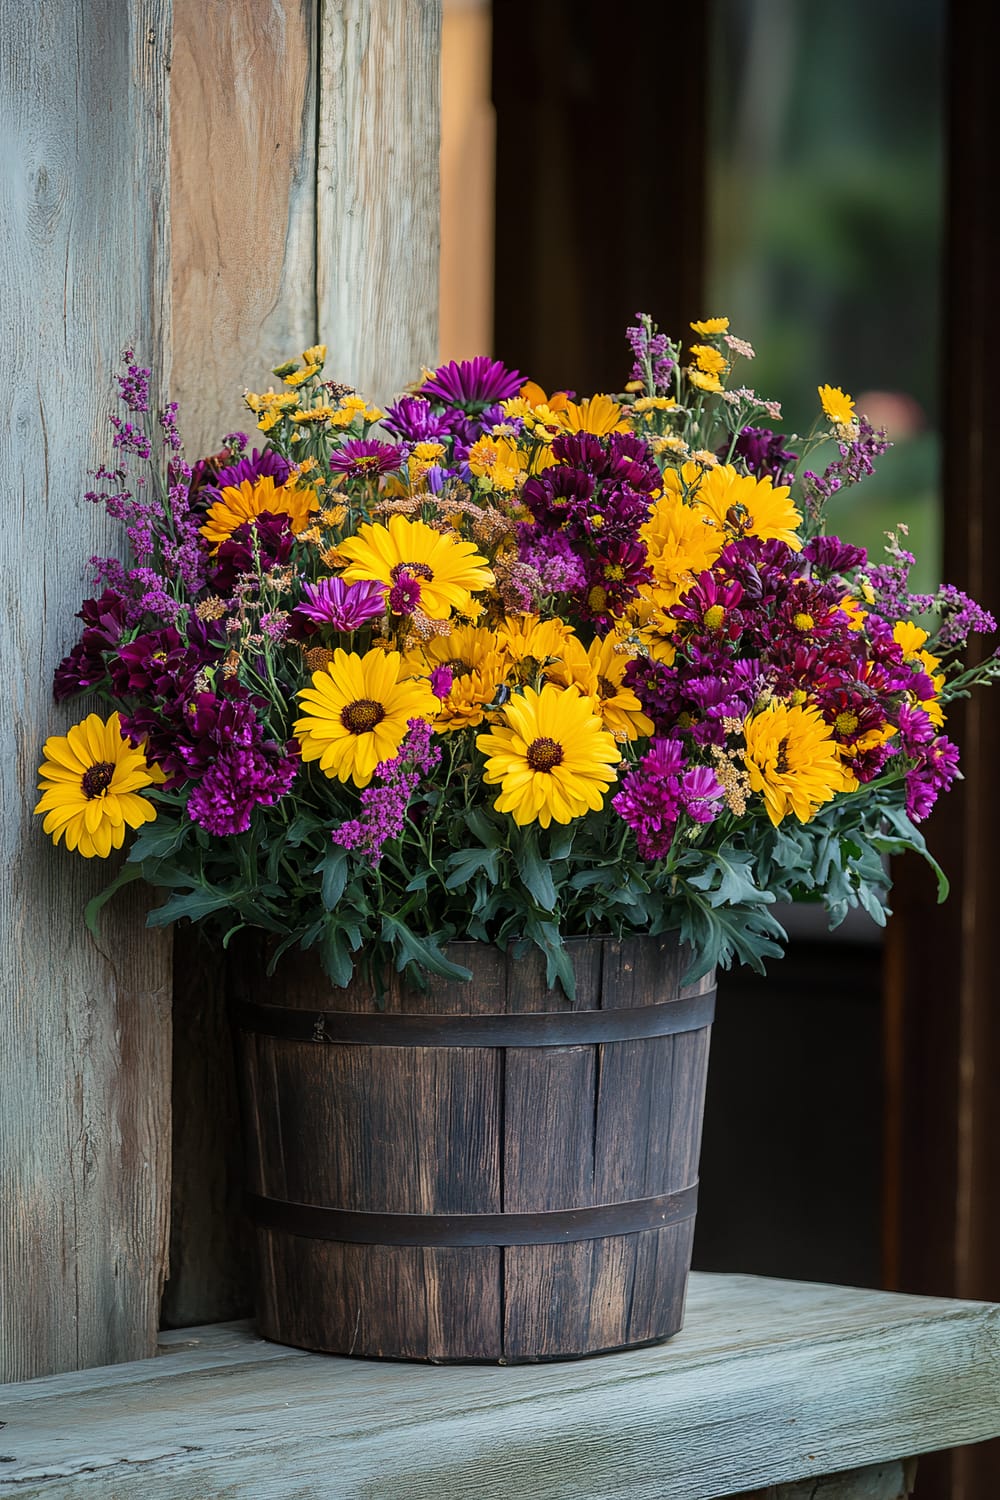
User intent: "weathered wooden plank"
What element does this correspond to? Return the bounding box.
[734,1457,917,1498]
[0,1276,996,1497]
[0,0,173,1380]
[316,0,441,404]
[169,0,317,456]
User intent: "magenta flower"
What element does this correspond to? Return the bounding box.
[328,439,401,478]
[295,577,386,631]
[421,356,523,410]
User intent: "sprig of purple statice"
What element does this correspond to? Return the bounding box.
[332,719,442,866]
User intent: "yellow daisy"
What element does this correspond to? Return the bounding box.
[467,434,527,492]
[546,635,654,741]
[477,684,620,828]
[35,712,160,859]
[687,368,724,394]
[495,614,575,684]
[559,394,632,436]
[690,344,728,376]
[200,475,318,553]
[694,465,803,549]
[743,702,851,827]
[293,648,437,787]
[818,384,856,427]
[690,317,730,336]
[337,515,494,621]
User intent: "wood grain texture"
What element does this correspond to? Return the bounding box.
[0,0,173,1380]
[170,0,317,457]
[317,0,441,404]
[0,1277,996,1498]
[232,934,709,1361]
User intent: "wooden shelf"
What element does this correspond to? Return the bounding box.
[1,1273,998,1498]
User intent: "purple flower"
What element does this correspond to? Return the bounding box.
[381,396,460,444]
[187,740,299,836]
[802,535,868,577]
[53,588,129,701]
[802,417,892,517]
[328,439,401,478]
[430,665,454,699]
[905,735,961,823]
[332,719,441,865]
[421,356,523,411]
[680,766,725,823]
[210,512,296,594]
[727,426,798,485]
[295,577,386,631]
[388,572,422,616]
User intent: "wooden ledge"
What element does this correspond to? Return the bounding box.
[1,1273,998,1498]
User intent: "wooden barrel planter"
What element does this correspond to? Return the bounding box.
[230,934,715,1363]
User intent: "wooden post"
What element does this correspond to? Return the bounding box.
[163,0,442,1328]
[0,2,173,1378]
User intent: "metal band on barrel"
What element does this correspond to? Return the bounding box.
[244,1183,699,1247]
[233,989,715,1048]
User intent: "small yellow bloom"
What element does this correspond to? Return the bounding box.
[477,684,619,828]
[690,317,730,336]
[292,406,335,423]
[743,701,852,827]
[818,384,856,427]
[687,368,724,395]
[560,393,631,436]
[690,344,728,375]
[284,364,321,387]
[302,344,327,366]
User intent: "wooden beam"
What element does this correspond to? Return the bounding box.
[0,1276,996,1497]
[317,0,441,403]
[0,1,173,1378]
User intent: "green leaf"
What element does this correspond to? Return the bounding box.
[873,804,949,902]
[84,863,144,941]
[517,831,557,911]
[526,919,576,1000]
[465,808,502,847]
[146,886,236,927]
[443,846,500,889]
[381,913,473,982]
[320,921,355,987]
[320,845,349,912]
[126,819,188,863]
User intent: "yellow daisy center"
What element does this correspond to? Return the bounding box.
[81,762,116,799]
[793,612,815,632]
[340,698,386,735]
[835,710,859,736]
[526,736,564,772]
[391,560,434,583]
[703,605,726,630]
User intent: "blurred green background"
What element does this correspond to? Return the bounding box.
[708,0,944,595]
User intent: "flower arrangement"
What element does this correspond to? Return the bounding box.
[37,317,998,994]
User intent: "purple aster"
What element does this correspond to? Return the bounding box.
[421,356,523,411]
[430,665,454,700]
[328,438,401,478]
[381,395,460,444]
[388,572,423,616]
[680,766,726,824]
[905,735,961,823]
[209,512,296,594]
[295,577,386,632]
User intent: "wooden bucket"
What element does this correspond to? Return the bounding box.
[231,934,714,1362]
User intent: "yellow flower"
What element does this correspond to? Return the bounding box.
[694,465,803,549]
[546,635,654,741]
[743,702,851,827]
[495,614,575,683]
[818,384,856,427]
[200,475,318,553]
[517,381,571,414]
[893,622,945,727]
[407,626,509,731]
[690,344,728,375]
[337,514,495,619]
[294,648,436,787]
[292,406,335,424]
[690,316,730,336]
[640,493,726,611]
[35,712,160,858]
[477,684,619,827]
[284,364,321,387]
[559,394,631,436]
[467,434,527,492]
[302,344,327,366]
[687,368,724,394]
[633,396,678,417]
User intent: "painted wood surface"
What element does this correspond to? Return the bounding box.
[1,1275,997,1497]
[736,1460,916,1499]
[0,0,173,1380]
[317,0,441,403]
